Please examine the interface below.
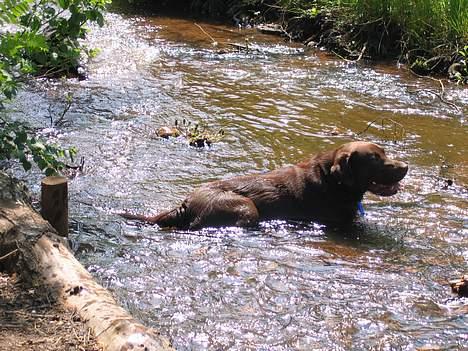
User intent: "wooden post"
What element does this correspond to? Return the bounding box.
[41,176,68,237]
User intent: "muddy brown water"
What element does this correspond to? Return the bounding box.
[4,13,468,350]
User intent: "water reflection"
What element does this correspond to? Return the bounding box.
[4,12,467,351]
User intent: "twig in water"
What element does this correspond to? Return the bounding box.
[46,92,73,127]
[55,92,73,127]
[356,117,405,142]
[0,249,19,262]
[408,71,461,112]
[194,23,218,46]
[356,42,368,62]
[332,42,368,63]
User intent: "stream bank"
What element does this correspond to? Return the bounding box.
[0,172,173,351]
[0,272,102,351]
[0,174,100,351]
[111,0,468,80]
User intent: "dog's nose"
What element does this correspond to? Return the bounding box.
[396,161,409,178]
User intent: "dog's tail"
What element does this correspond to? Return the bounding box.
[120,203,191,229]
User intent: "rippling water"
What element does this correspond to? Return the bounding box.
[4,12,468,350]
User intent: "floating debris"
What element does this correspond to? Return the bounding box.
[450,275,468,297]
[157,119,225,147]
[157,126,181,139]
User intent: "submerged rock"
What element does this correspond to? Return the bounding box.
[450,275,468,297]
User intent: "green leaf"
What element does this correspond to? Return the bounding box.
[0,0,34,25]
[30,141,46,151]
[36,158,48,170]
[15,130,28,144]
[57,0,70,10]
[22,32,49,52]
[21,159,32,171]
[45,167,56,176]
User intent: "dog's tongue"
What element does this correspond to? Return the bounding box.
[368,182,401,196]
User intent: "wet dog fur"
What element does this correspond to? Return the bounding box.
[122,141,408,229]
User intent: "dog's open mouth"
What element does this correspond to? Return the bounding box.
[368,181,401,196]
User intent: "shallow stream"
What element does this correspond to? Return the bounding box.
[5,12,468,350]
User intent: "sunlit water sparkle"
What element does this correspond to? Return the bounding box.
[3,12,467,351]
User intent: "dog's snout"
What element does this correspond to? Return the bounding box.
[399,160,408,172]
[383,159,408,180]
[395,160,408,179]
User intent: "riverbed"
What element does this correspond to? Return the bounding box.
[5,12,468,350]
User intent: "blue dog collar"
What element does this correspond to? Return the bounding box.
[358,202,365,216]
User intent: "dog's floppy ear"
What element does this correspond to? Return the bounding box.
[330,151,354,186]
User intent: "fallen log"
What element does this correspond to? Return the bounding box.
[256,23,284,36]
[0,172,173,351]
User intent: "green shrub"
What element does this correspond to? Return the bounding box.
[1,0,110,81]
[335,0,467,61]
[0,118,77,175]
[0,0,109,174]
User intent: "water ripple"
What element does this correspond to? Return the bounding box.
[4,12,467,351]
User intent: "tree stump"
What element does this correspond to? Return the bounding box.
[41,176,68,237]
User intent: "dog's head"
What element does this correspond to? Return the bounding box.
[330,141,408,196]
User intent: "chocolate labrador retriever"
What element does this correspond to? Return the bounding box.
[122,141,408,229]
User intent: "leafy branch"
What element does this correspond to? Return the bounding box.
[0,118,77,175]
[0,0,109,175]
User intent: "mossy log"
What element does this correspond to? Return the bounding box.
[0,172,173,351]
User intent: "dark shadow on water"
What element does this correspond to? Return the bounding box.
[121,216,410,254]
[323,219,409,251]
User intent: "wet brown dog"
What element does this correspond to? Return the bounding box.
[122,141,408,229]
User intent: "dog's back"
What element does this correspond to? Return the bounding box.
[121,142,408,229]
